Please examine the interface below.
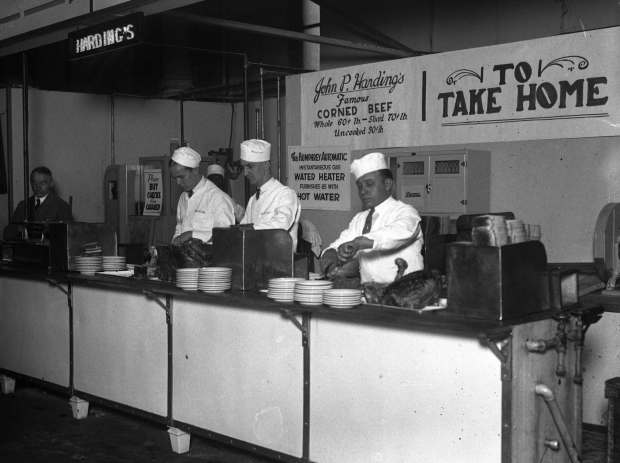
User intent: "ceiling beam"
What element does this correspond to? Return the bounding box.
[166,10,413,58]
[311,0,426,55]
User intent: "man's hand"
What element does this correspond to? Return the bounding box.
[320,249,340,278]
[172,231,193,246]
[336,236,373,261]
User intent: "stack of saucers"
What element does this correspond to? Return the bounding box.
[198,267,232,293]
[471,215,508,247]
[267,277,303,302]
[506,219,527,243]
[102,256,127,271]
[73,256,103,275]
[294,279,333,306]
[323,288,363,309]
[175,268,200,291]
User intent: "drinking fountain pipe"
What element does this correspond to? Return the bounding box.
[535,384,581,463]
[525,317,568,377]
[569,316,585,452]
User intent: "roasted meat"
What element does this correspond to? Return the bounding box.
[363,258,443,309]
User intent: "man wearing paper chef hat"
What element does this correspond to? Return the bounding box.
[206,162,246,223]
[239,138,301,249]
[169,146,235,245]
[320,151,424,284]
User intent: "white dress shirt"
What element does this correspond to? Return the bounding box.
[173,177,235,244]
[325,196,423,284]
[241,177,301,249]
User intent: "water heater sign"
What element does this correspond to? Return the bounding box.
[143,169,163,216]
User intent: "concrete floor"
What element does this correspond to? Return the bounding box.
[0,384,608,463]
[0,386,274,463]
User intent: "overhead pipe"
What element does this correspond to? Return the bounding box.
[167,11,413,58]
[276,75,282,182]
[21,52,29,223]
[302,0,320,71]
[535,384,581,463]
[259,66,264,139]
[6,87,13,220]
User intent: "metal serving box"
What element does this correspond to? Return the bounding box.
[212,227,294,291]
[446,240,550,320]
[1,222,117,273]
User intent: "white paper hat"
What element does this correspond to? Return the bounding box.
[350,152,388,179]
[240,139,271,162]
[207,163,225,177]
[171,146,201,168]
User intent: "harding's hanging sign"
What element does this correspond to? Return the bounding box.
[69,13,144,59]
[300,60,416,149]
[416,27,619,144]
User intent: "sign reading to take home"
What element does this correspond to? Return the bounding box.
[69,13,144,58]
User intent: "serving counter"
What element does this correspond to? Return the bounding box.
[0,268,599,463]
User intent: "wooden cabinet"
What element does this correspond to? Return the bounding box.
[394,150,490,216]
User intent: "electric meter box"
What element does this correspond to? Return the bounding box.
[394,150,490,216]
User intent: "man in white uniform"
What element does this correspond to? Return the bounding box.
[206,163,245,223]
[320,151,423,284]
[239,139,301,249]
[170,146,235,245]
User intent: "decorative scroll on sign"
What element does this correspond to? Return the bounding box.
[288,146,351,211]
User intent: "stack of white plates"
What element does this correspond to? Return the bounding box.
[323,288,363,309]
[267,277,303,302]
[74,256,103,275]
[176,268,200,291]
[102,256,127,271]
[294,280,333,306]
[198,267,232,293]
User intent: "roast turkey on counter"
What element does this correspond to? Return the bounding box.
[363,258,444,309]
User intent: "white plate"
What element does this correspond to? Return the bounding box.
[296,279,332,284]
[323,289,361,296]
[298,301,323,306]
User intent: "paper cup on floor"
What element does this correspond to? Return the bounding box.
[168,427,191,454]
[0,375,15,394]
[69,396,89,419]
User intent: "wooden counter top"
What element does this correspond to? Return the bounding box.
[0,266,588,337]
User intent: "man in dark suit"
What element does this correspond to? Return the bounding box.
[3,166,73,240]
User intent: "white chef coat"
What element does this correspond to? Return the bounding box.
[241,177,301,250]
[173,177,235,244]
[325,196,423,284]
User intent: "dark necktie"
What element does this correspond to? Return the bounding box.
[362,207,374,234]
[187,190,193,198]
[35,198,41,208]
[255,188,260,200]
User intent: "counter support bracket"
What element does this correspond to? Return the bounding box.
[142,290,171,325]
[46,278,74,395]
[480,333,512,381]
[279,308,311,460]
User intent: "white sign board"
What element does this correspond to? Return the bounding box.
[288,146,351,211]
[143,168,163,216]
[297,26,620,147]
[300,60,417,150]
[418,26,620,144]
